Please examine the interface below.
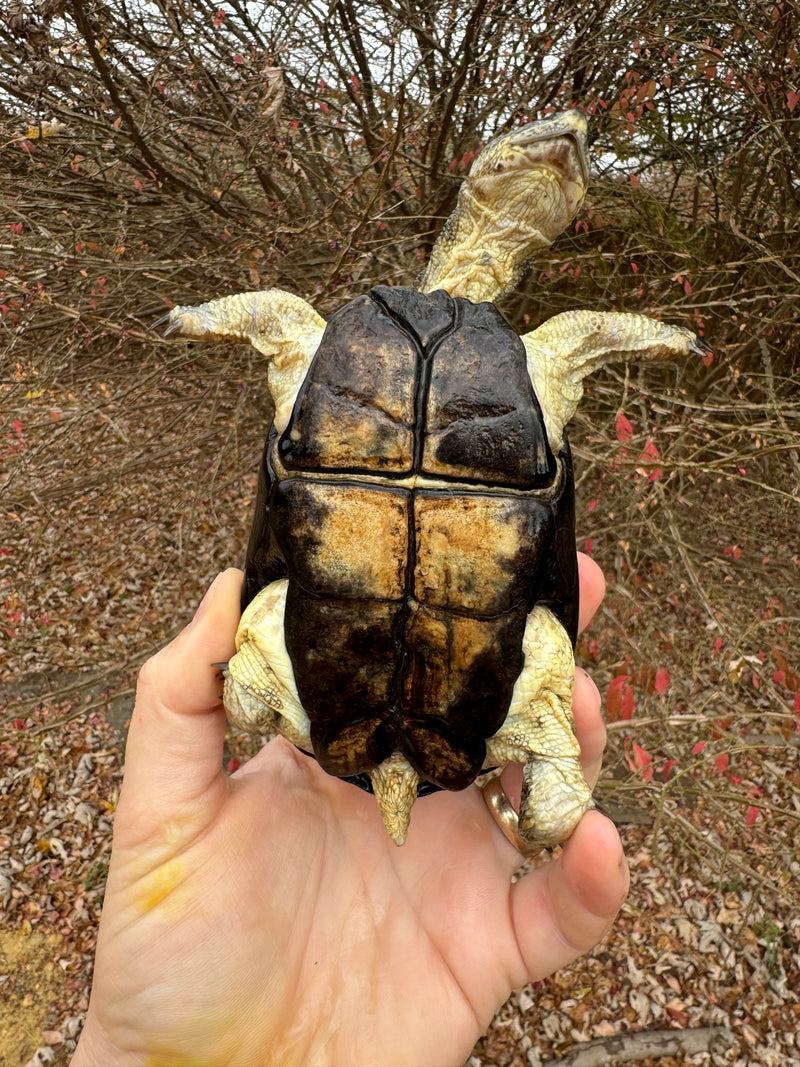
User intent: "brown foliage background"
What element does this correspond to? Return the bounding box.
[1,1,799,1059]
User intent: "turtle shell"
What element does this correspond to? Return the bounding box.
[242,286,578,791]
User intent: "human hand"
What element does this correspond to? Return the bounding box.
[72,557,627,1067]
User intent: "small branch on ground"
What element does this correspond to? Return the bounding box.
[541,1026,738,1066]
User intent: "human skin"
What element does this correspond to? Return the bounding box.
[72,555,628,1067]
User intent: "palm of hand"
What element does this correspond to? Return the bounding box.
[74,565,627,1067]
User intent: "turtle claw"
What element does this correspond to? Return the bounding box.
[689,336,713,357]
[151,310,185,335]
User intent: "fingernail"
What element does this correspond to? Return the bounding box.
[189,576,218,628]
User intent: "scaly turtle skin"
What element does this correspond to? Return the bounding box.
[165,111,707,846]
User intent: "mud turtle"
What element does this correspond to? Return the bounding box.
[166,111,707,846]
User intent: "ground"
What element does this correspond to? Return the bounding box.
[1,331,798,1066]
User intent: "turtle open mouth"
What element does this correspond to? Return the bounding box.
[522,112,589,183]
[481,110,590,186]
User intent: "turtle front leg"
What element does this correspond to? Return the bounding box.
[522,309,710,453]
[484,604,593,848]
[163,289,325,433]
[224,579,312,752]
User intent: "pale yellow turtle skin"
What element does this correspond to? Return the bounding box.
[165,289,324,434]
[417,110,590,302]
[523,309,700,452]
[166,112,704,847]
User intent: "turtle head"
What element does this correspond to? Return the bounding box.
[418,111,590,302]
[466,110,589,245]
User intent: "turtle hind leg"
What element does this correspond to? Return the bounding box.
[224,579,312,750]
[484,604,593,849]
[516,690,595,848]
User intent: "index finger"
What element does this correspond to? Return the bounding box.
[577,551,605,633]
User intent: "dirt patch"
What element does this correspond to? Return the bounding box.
[0,927,65,1067]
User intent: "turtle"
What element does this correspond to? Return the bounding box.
[164,111,708,848]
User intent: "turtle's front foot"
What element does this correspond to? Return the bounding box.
[689,335,713,357]
[518,756,594,849]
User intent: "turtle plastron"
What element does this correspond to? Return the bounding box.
[484,603,594,848]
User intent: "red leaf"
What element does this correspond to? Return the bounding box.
[637,438,662,482]
[663,759,677,781]
[714,753,729,774]
[606,675,635,721]
[624,738,653,780]
[745,805,760,826]
[616,411,634,443]
[212,8,226,26]
[683,278,692,296]
[787,89,799,112]
[654,667,671,694]
[630,173,640,188]
[583,537,593,556]
[692,740,707,755]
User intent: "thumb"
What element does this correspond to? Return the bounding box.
[115,569,243,842]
